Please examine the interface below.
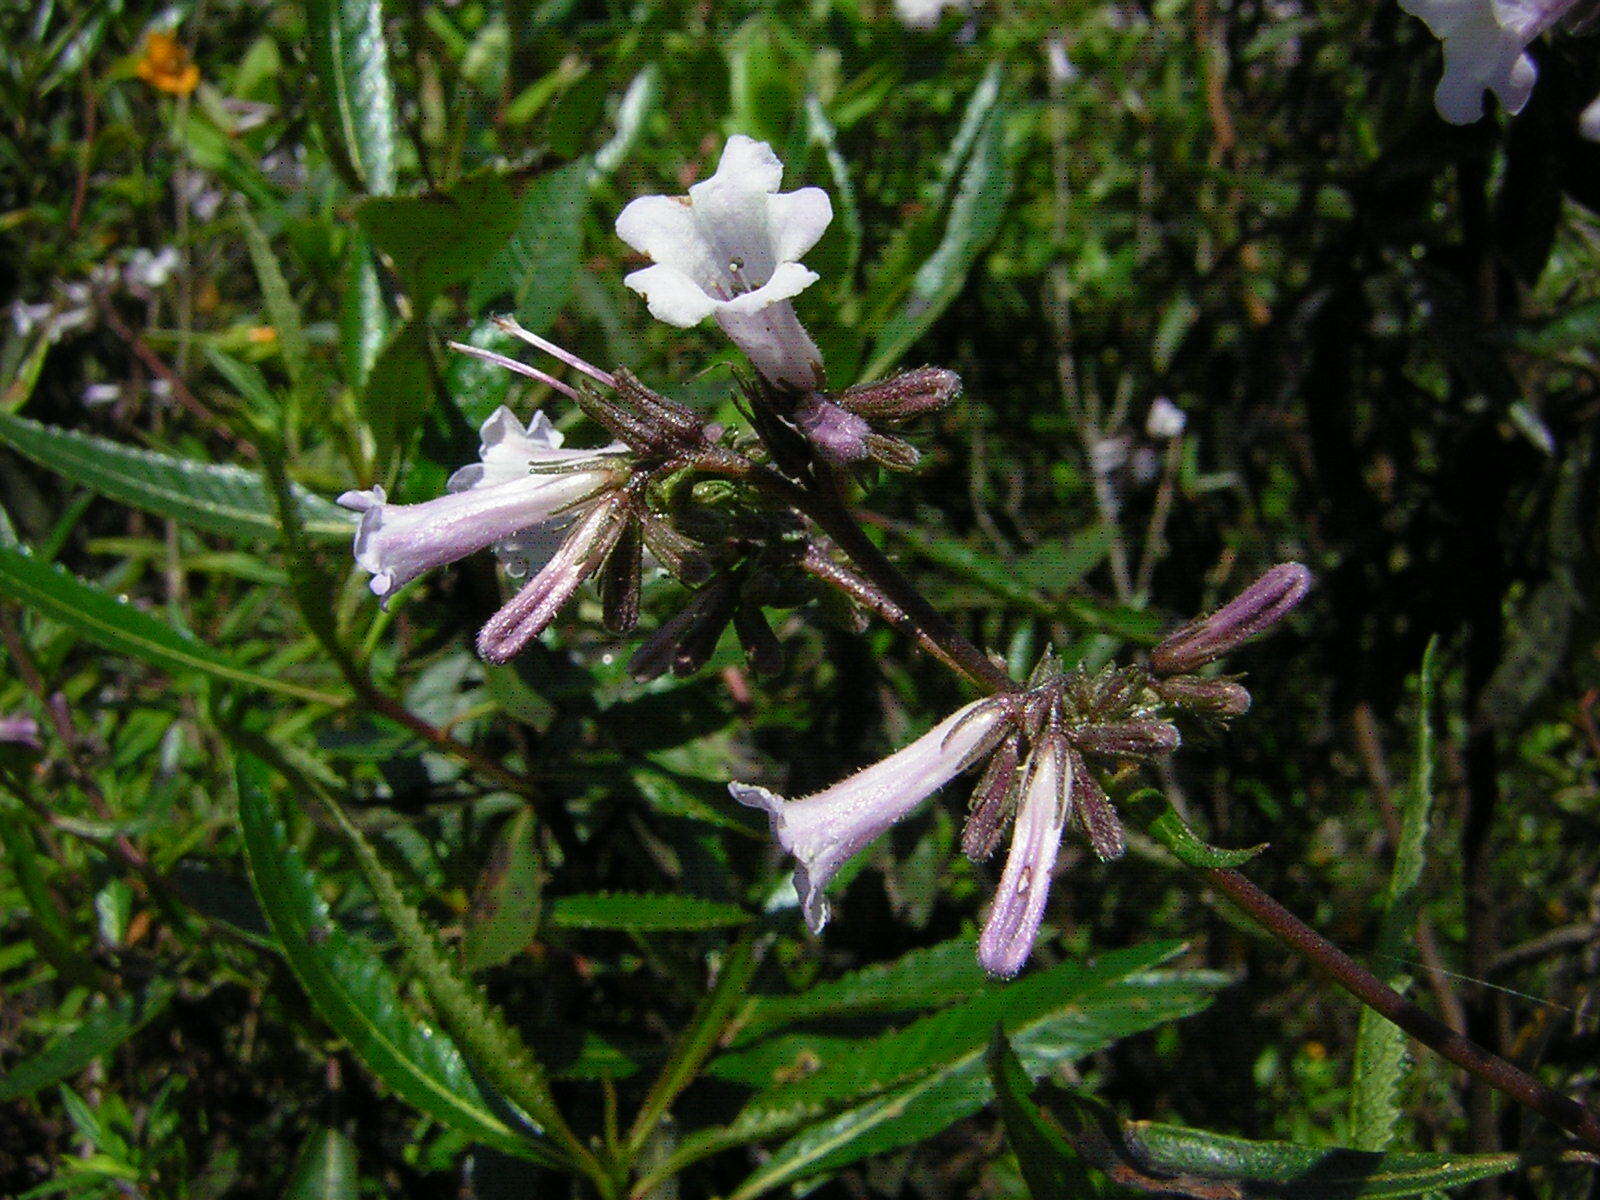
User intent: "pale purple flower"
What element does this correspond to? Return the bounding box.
[615,135,832,391]
[338,408,627,602]
[1400,0,1600,136]
[730,699,1008,932]
[0,715,41,751]
[978,733,1071,978]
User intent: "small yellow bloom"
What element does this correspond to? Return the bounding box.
[136,31,200,97]
[246,325,278,346]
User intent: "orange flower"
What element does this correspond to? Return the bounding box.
[136,31,200,97]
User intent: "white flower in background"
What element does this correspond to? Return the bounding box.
[730,699,1007,932]
[338,407,627,603]
[894,0,971,30]
[1145,396,1187,440]
[124,246,180,291]
[1400,0,1600,137]
[615,135,832,391]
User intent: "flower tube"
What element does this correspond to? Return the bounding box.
[338,407,627,602]
[731,699,1007,932]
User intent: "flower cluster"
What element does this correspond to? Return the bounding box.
[335,131,1311,979]
[733,564,1310,977]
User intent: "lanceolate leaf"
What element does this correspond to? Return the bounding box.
[1132,1123,1520,1197]
[470,160,591,334]
[863,69,1017,381]
[0,984,173,1103]
[0,544,345,706]
[732,936,988,1044]
[1349,639,1439,1151]
[546,892,751,933]
[359,173,522,302]
[723,942,1227,1197]
[1123,789,1266,869]
[236,761,551,1163]
[988,1034,1521,1200]
[988,1032,1108,1199]
[281,1127,359,1200]
[307,0,397,196]
[0,409,354,544]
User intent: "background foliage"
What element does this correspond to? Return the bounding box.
[2,0,1598,1196]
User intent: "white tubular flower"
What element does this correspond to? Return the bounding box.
[894,0,971,29]
[615,135,833,391]
[338,407,626,602]
[977,734,1071,979]
[1399,0,1579,124]
[730,699,1007,933]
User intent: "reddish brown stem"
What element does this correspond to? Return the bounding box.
[1205,864,1600,1151]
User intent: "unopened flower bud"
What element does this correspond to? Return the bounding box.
[734,604,784,678]
[793,395,872,464]
[864,432,921,472]
[476,495,630,664]
[1154,675,1252,717]
[627,575,738,681]
[962,733,1020,862]
[599,523,642,634]
[1150,563,1311,676]
[836,367,962,420]
[1069,750,1125,862]
[1070,720,1180,757]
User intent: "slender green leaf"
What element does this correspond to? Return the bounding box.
[0,985,173,1103]
[988,1032,1107,1199]
[307,0,397,196]
[470,160,590,334]
[733,936,987,1044]
[1133,1123,1520,1197]
[0,409,353,544]
[241,210,314,395]
[547,892,751,933]
[291,765,588,1170]
[863,70,1015,381]
[723,943,1226,1196]
[236,760,550,1162]
[989,1035,1521,1199]
[1349,639,1438,1151]
[1124,789,1266,869]
[340,232,387,389]
[0,544,345,705]
[282,1127,358,1200]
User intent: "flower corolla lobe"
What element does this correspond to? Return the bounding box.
[615,136,833,390]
